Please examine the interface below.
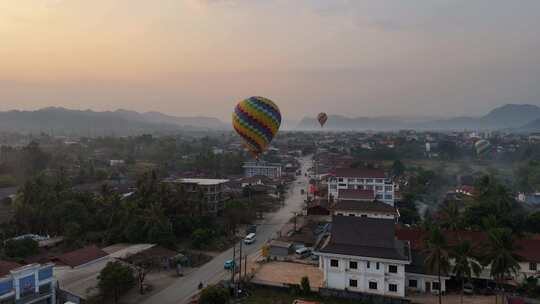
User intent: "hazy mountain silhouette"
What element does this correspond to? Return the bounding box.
[0,107,227,136]
[296,104,540,131]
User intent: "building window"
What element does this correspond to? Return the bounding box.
[366,179,373,183]
[367,261,370,269]
[385,186,393,191]
[376,262,380,270]
[409,280,418,288]
[369,282,378,290]
[432,282,440,290]
[389,265,398,273]
[375,194,383,199]
[339,183,347,187]
[349,279,358,288]
[389,284,398,292]
[530,263,537,271]
[384,194,393,200]
[338,178,344,182]
[349,261,358,269]
[330,259,339,268]
[376,186,383,191]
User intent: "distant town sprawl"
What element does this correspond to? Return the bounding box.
[1,129,540,303]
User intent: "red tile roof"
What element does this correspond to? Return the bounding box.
[338,189,374,201]
[335,200,396,214]
[0,260,21,277]
[516,239,540,263]
[56,245,108,268]
[331,168,386,178]
[396,228,540,263]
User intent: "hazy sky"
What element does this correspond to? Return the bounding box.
[1,0,540,120]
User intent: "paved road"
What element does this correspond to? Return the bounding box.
[141,156,312,304]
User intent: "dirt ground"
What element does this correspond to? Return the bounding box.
[252,261,323,290]
[408,293,497,304]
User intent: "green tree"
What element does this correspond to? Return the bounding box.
[452,240,482,304]
[97,261,135,304]
[223,200,253,235]
[440,201,462,232]
[423,226,450,304]
[391,160,405,177]
[4,238,39,258]
[191,228,214,249]
[300,276,311,295]
[483,228,521,304]
[199,285,230,304]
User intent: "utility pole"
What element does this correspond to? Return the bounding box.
[231,243,236,285]
[244,255,248,281]
[293,212,297,233]
[238,240,243,290]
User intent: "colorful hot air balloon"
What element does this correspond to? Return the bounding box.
[317,112,328,127]
[232,96,281,158]
[474,139,492,156]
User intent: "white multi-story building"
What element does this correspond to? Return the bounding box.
[328,168,395,206]
[316,216,411,298]
[172,178,229,215]
[243,161,282,178]
[0,262,56,304]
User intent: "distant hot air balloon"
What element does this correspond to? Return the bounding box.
[474,139,492,156]
[317,112,328,127]
[232,96,281,158]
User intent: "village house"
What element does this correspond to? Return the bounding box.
[316,216,411,298]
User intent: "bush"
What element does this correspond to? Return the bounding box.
[4,238,39,258]
[301,276,311,294]
[199,285,230,304]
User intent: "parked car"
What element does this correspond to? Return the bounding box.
[244,233,256,244]
[463,283,474,295]
[295,247,312,258]
[224,259,235,270]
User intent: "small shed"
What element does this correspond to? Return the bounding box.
[268,240,293,257]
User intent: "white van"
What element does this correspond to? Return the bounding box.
[244,233,256,244]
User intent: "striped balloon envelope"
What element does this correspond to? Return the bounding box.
[232,96,281,158]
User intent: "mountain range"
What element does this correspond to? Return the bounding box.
[2,104,540,136]
[297,104,540,132]
[0,107,227,136]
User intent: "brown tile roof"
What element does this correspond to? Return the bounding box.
[335,200,396,214]
[338,189,374,201]
[0,260,21,277]
[396,228,540,263]
[330,168,386,178]
[56,245,108,268]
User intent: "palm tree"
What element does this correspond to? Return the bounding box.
[441,200,462,232]
[452,240,482,304]
[423,226,450,304]
[484,228,521,304]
